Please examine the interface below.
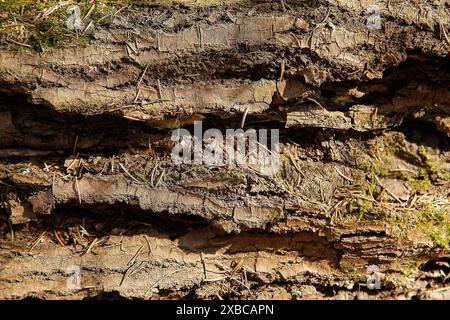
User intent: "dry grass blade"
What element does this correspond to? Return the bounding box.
[8,219,14,242]
[137,64,149,88]
[279,58,285,82]
[83,20,94,33]
[150,161,159,187]
[53,230,66,246]
[120,261,136,286]
[145,268,185,295]
[119,162,141,184]
[335,167,354,182]
[29,232,46,253]
[204,276,228,282]
[74,177,82,204]
[6,69,22,81]
[0,180,13,188]
[82,237,99,255]
[66,153,80,172]
[6,38,32,48]
[288,152,304,177]
[374,175,402,203]
[154,169,165,187]
[240,106,250,129]
[123,115,144,122]
[83,4,96,21]
[127,244,144,267]
[143,235,152,256]
[78,225,91,237]
[37,0,74,21]
[306,97,326,110]
[439,20,450,45]
[120,257,149,286]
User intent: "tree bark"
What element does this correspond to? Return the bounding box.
[0,0,449,300]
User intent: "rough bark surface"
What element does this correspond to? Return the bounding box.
[0,0,449,300]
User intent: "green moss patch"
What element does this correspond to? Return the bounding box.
[0,1,116,51]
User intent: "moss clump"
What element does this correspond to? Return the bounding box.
[404,174,432,192]
[0,1,115,51]
[384,205,450,248]
[346,198,374,221]
[360,136,448,194]
[359,154,390,178]
[0,0,28,10]
[30,19,78,52]
[275,154,290,178]
[134,172,151,185]
[417,146,450,181]
[431,228,450,247]
[249,178,268,193]
[385,213,412,240]
[215,168,246,181]
[412,208,450,247]
[339,259,355,273]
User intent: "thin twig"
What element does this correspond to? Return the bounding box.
[133,89,141,104]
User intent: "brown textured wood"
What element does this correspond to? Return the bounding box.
[0,0,449,300]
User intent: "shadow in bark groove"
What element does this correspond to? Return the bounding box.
[9,202,338,261]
